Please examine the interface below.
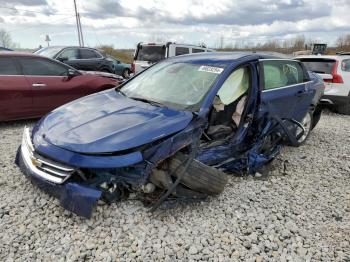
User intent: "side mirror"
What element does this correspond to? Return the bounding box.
[67,69,78,79]
[58,56,68,62]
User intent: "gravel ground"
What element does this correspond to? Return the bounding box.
[0,111,349,261]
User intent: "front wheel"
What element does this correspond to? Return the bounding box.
[295,111,313,146]
[122,69,130,79]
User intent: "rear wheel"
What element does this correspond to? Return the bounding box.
[336,103,350,115]
[101,68,111,73]
[168,153,228,195]
[122,69,130,78]
[295,111,313,146]
[311,106,322,130]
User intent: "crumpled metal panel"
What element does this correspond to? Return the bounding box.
[60,183,102,218]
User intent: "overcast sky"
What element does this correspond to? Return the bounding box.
[1,0,350,49]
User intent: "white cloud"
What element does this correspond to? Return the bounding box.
[1,0,349,48]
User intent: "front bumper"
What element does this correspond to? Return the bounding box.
[16,128,102,218]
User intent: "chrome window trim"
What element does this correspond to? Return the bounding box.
[262,81,313,92]
[0,74,24,76]
[23,75,66,78]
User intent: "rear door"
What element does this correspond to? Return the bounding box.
[0,57,33,121]
[259,59,313,122]
[18,57,88,115]
[77,48,104,71]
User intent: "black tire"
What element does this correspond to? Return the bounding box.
[311,106,322,130]
[168,153,228,195]
[295,111,313,146]
[122,69,130,78]
[101,68,111,73]
[336,103,350,115]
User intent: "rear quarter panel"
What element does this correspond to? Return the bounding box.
[308,71,325,106]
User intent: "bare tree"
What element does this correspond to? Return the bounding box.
[336,34,350,48]
[0,29,19,49]
[292,35,305,50]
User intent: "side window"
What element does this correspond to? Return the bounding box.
[192,48,205,53]
[58,48,79,60]
[19,58,68,76]
[341,59,350,72]
[261,60,306,90]
[175,47,189,56]
[0,57,20,75]
[79,49,99,59]
[217,67,251,105]
[93,50,103,58]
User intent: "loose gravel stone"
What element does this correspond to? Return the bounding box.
[0,111,349,261]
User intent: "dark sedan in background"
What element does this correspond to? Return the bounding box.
[0,52,121,121]
[35,46,131,78]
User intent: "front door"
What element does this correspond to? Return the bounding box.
[18,57,87,116]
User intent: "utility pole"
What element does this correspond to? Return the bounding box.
[78,12,84,47]
[73,0,82,46]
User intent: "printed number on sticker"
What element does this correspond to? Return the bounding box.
[198,66,224,74]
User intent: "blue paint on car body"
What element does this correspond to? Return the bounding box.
[16,52,325,218]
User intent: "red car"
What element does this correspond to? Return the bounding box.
[0,52,121,121]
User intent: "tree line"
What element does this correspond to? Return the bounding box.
[1,28,350,54]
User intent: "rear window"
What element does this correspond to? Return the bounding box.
[192,48,205,53]
[341,59,350,72]
[135,45,165,62]
[80,49,101,59]
[298,58,335,74]
[175,47,189,56]
[0,57,20,75]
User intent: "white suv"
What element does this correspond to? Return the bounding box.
[296,54,350,115]
[132,42,213,74]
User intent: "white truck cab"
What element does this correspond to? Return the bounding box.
[132,42,213,74]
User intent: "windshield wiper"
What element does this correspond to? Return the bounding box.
[116,89,127,96]
[129,97,166,107]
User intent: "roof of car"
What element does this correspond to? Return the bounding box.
[41,46,97,50]
[296,55,350,59]
[167,52,282,65]
[0,51,42,57]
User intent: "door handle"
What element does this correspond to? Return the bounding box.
[296,90,305,97]
[32,83,47,87]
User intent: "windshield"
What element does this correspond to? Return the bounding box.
[135,45,165,62]
[121,62,224,111]
[35,47,63,58]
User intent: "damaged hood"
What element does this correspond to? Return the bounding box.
[34,89,193,154]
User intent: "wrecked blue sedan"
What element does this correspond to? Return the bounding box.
[16,52,325,218]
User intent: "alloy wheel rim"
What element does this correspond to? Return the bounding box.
[297,112,312,143]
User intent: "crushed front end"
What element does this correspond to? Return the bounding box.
[16,127,154,218]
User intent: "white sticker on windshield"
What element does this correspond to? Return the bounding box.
[198,66,224,74]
